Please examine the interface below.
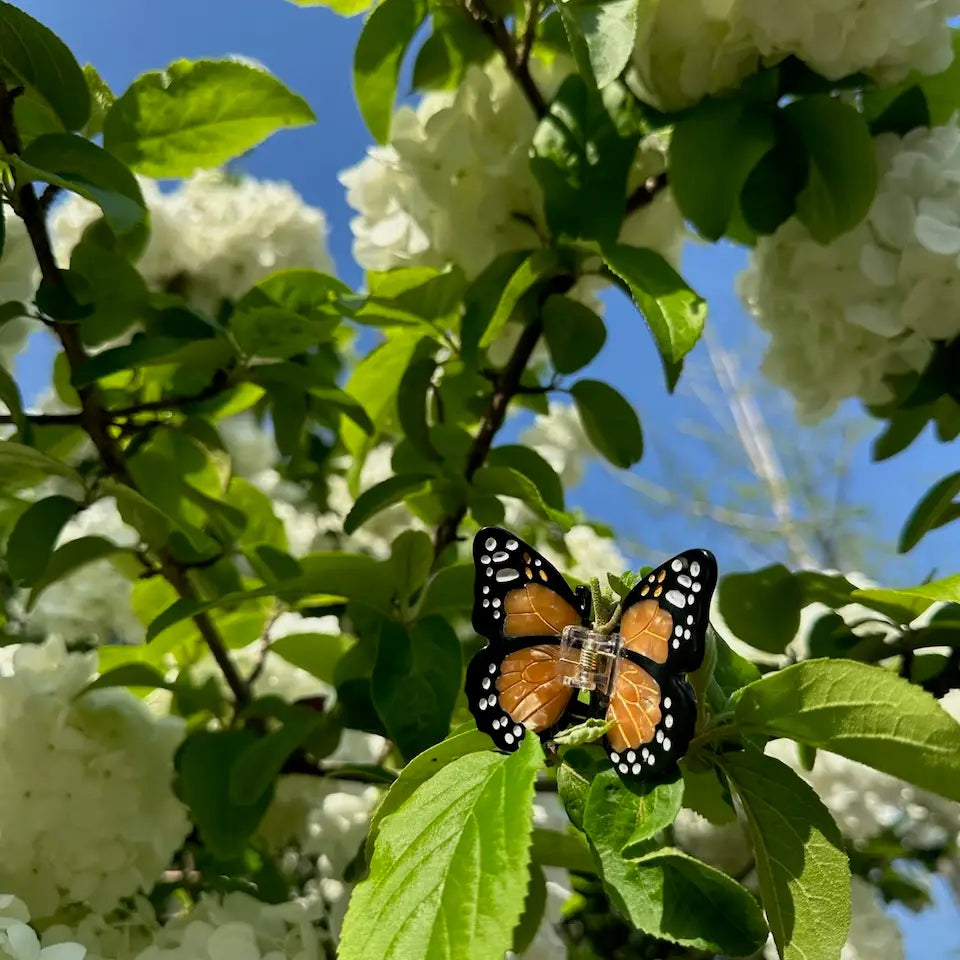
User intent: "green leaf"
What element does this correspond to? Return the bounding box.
[733,659,960,801]
[542,293,606,374]
[601,243,706,389]
[723,750,850,960]
[712,627,762,701]
[175,729,274,859]
[232,306,337,359]
[461,250,530,363]
[899,471,960,552]
[342,330,427,458]
[530,75,638,243]
[570,378,643,468]
[782,96,877,243]
[84,663,172,694]
[229,702,325,804]
[472,464,570,525]
[81,63,114,139]
[556,0,639,87]
[372,616,462,760]
[389,529,434,600]
[353,0,429,142]
[397,341,441,462]
[70,235,149,345]
[13,133,147,239]
[365,725,492,859]
[0,441,83,487]
[584,769,683,858]
[478,249,560,350]
[269,632,356,686]
[7,494,79,585]
[585,769,768,955]
[680,761,736,825]
[0,1,89,129]
[343,473,431,534]
[237,268,351,317]
[669,99,776,241]
[0,362,24,438]
[287,0,373,14]
[417,562,474,618]
[855,572,960,609]
[104,59,315,177]
[27,535,129,610]
[486,444,565,511]
[412,8,495,91]
[719,565,803,654]
[557,746,607,830]
[554,717,612,748]
[530,826,595,873]
[340,735,544,960]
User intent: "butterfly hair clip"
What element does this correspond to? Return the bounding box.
[465,527,717,783]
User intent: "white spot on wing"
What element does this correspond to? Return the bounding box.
[504,733,515,745]
[506,539,518,550]
[677,574,692,588]
[671,559,683,572]
[610,753,620,763]
[485,537,497,550]
[495,568,520,582]
[664,697,672,709]
[656,730,664,743]
[665,715,674,729]
[482,678,491,690]
[666,590,686,608]
[632,763,642,775]
[690,561,701,577]
[663,738,672,751]
[493,551,509,562]
[692,582,702,593]
[488,664,497,674]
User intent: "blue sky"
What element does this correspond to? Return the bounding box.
[17,1,960,952]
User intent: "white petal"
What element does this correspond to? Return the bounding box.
[915,214,960,254]
[40,945,87,960]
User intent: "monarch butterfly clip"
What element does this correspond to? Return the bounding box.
[465,527,717,783]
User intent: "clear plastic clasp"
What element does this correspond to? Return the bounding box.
[559,625,622,697]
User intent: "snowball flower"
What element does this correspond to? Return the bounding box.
[44,892,326,960]
[632,0,960,110]
[50,171,333,315]
[0,639,189,917]
[739,123,960,421]
[0,895,85,960]
[13,499,143,645]
[341,58,683,282]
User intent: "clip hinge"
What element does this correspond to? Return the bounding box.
[559,625,621,697]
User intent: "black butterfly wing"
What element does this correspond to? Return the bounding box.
[602,548,717,782]
[471,526,584,643]
[467,527,588,752]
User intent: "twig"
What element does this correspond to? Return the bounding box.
[464,0,547,118]
[626,173,668,214]
[518,0,540,69]
[0,79,251,710]
[433,316,546,561]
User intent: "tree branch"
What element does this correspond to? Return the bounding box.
[433,315,546,561]
[0,80,251,709]
[464,0,547,118]
[626,172,668,214]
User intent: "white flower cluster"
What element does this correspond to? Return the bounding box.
[11,498,144,646]
[0,894,85,960]
[520,402,595,489]
[632,0,960,110]
[43,892,326,960]
[740,123,960,421]
[50,171,333,315]
[0,638,189,918]
[341,59,683,285]
[0,214,40,371]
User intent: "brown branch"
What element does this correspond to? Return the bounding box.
[626,172,668,214]
[433,316,545,562]
[518,0,540,69]
[0,80,251,709]
[0,376,233,427]
[465,0,547,118]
